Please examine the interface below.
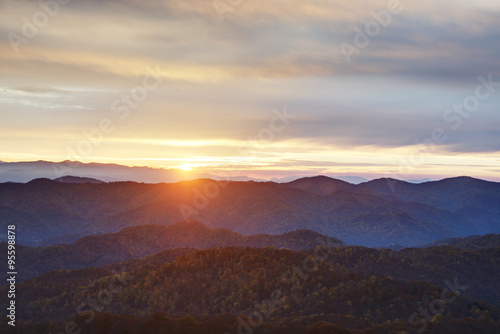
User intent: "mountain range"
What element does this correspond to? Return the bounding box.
[0,160,371,184]
[0,160,202,183]
[0,174,499,247]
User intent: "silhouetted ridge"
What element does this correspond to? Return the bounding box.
[26,177,56,185]
[54,175,104,184]
[285,175,353,195]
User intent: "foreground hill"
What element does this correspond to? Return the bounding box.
[2,247,498,333]
[326,246,500,306]
[8,243,499,307]
[0,221,344,282]
[0,175,498,247]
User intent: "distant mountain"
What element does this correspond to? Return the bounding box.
[327,175,369,184]
[406,178,433,184]
[0,160,269,183]
[0,160,201,183]
[355,176,500,236]
[270,175,302,183]
[285,175,353,195]
[0,175,498,248]
[0,220,344,282]
[271,175,370,184]
[420,233,500,249]
[54,175,104,184]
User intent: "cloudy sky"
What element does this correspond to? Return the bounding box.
[1,0,499,181]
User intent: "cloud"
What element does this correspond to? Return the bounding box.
[7,86,68,94]
[1,0,499,179]
[2,0,499,84]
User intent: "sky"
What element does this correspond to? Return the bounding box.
[1,0,499,181]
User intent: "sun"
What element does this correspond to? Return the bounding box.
[178,163,193,171]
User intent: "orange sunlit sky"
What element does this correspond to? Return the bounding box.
[1,0,500,181]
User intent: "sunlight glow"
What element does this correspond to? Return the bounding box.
[178,163,194,171]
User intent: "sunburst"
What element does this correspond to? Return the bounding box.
[178,163,193,171]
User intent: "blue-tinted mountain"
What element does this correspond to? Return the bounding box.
[355,176,500,236]
[1,175,498,248]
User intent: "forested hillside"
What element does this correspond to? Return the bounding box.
[2,247,498,334]
[0,221,343,282]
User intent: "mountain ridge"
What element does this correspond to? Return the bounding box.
[1,174,498,248]
[0,220,344,282]
[420,233,500,249]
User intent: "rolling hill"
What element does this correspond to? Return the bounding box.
[0,220,344,282]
